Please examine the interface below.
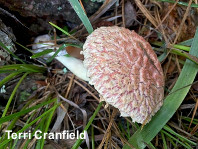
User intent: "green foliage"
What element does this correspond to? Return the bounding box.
[123,27,198,149]
[46,44,67,63]
[0,64,46,74]
[163,125,196,146]
[31,49,53,59]
[15,42,33,54]
[71,101,104,149]
[0,98,59,147]
[0,41,25,64]
[49,22,75,38]
[156,0,198,8]
[153,41,198,64]
[67,0,93,34]
[0,41,51,147]
[0,73,29,120]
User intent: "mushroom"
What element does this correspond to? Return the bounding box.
[82,26,164,124]
[32,26,164,124]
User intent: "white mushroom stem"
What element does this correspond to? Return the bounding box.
[55,56,90,81]
[32,34,90,81]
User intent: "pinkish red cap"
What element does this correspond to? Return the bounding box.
[82,26,164,124]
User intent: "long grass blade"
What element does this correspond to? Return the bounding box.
[40,105,57,148]
[49,22,76,39]
[1,73,28,119]
[152,41,190,52]
[161,131,168,149]
[156,0,198,8]
[0,41,25,64]
[180,38,193,46]
[0,64,46,73]
[0,98,57,125]
[161,130,192,149]
[123,27,198,149]
[67,0,93,34]
[0,72,22,88]
[31,49,53,59]
[15,42,33,53]
[72,101,104,149]
[163,125,196,145]
[0,104,58,147]
[91,125,95,149]
[46,44,67,63]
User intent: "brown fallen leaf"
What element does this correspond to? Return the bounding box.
[124,1,137,27]
[161,3,196,42]
[35,80,47,86]
[94,21,114,28]
[66,46,84,60]
[192,81,198,91]
[166,60,176,75]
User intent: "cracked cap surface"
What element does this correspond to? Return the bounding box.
[82,26,164,124]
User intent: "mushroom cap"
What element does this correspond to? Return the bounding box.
[82,26,164,124]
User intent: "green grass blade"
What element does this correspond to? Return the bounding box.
[157,45,167,62]
[0,64,24,71]
[3,99,39,135]
[163,125,196,145]
[67,0,93,34]
[152,41,198,64]
[23,114,45,148]
[171,49,198,65]
[161,130,192,149]
[65,43,83,49]
[46,44,67,63]
[0,104,58,147]
[19,65,46,73]
[91,125,95,149]
[31,49,53,59]
[0,72,22,88]
[156,0,198,8]
[40,104,57,148]
[123,27,198,149]
[1,73,28,119]
[49,22,76,39]
[36,116,46,148]
[180,38,193,46]
[0,98,57,125]
[173,45,190,51]
[15,42,33,53]
[0,64,46,73]
[11,138,19,149]
[161,131,168,149]
[152,41,190,52]
[182,116,198,124]
[148,143,156,149]
[167,137,177,148]
[127,120,130,138]
[0,98,56,145]
[118,121,130,139]
[72,101,104,149]
[45,43,83,63]
[0,41,25,64]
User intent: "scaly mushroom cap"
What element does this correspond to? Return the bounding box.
[82,26,164,124]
